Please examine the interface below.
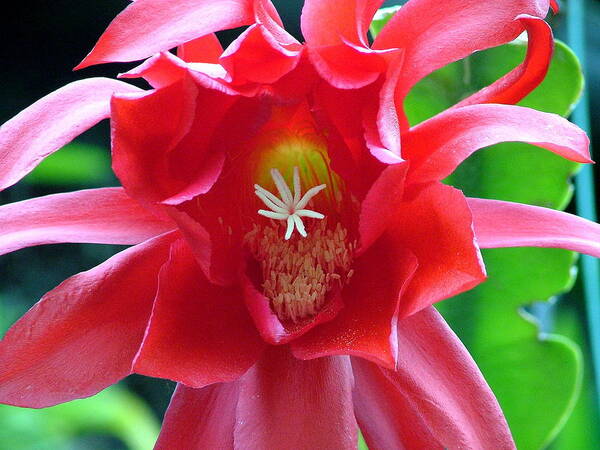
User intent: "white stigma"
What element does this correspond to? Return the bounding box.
[254,167,326,240]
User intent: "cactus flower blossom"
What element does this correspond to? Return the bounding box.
[0,0,598,448]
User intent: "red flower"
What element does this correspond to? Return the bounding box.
[0,0,598,448]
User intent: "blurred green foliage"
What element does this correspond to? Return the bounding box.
[0,386,159,450]
[24,143,112,187]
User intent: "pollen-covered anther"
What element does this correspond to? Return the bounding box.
[254,166,326,240]
[246,220,355,323]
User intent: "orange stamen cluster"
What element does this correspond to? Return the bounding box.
[246,220,355,323]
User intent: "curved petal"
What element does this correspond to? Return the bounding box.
[0,78,140,191]
[363,53,406,163]
[352,307,515,450]
[234,348,358,450]
[159,97,273,286]
[301,0,392,88]
[302,0,381,48]
[119,51,239,94]
[393,183,486,318]
[111,77,197,203]
[119,51,189,89]
[219,24,301,85]
[352,358,442,449]
[241,270,345,346]
[133,240,264,387]
[310,80,384,198]
[404,104,591,184]
[468,198,600,257]
[75,0,256,69]
[112,76,234,204]
[155,382,239,449]
[291,235,418,369]
[359,163,408,251]
[253,0,298,46]
[0,232,175,408]
[455,15,553,107]
[305,42,390,90]
[0,188,175,256]
[373,0,550,126]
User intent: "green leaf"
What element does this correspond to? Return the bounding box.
[24,142,112,186]
[446,144,579,209]
[0,385,160,450]
[402,32,585,450]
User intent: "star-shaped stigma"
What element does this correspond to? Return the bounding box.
[254,167,326,240]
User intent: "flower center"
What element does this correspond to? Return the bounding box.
[245,220,355,323]
[242,107,358,323]
[254,166,326,240]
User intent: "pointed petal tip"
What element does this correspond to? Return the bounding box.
[73,60,89,71]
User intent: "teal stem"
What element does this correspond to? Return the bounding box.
[566,0,600,415]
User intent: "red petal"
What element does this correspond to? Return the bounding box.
[0,188,174,256]
[302,0,380,48]
[111,77,197,203]
[156,382,239,449]
[234,347,358,449]
[0,78,140,191]
[291,235,418,369]
[301,0,391,88]
[404,104,591,184]
[550,0,560,13]
[0,233,174,408]
[162,99,272,285]
[162,207,213,281]
[178,33,223,63]
[119,51,235,94]
[393,183,486,317]
[241,270,345,345]
[353,307,515,449]
[119,52,189,89]
[112,76,234,204]
[373,0,550,127]
[306,42,390,90]
[75,0,256,69]
[310,80,384,197]
[468,197,600,257]
[133,240,264,387]
[220,24,301,85]
[359,162,408,252]
[253,0,297,46]
[456,15,553,108]
[363,54,406,163]
[352,358,442,449]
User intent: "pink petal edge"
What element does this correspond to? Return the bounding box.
[0,188,175,256]
[468,198,600,257]
[0,78,140,191]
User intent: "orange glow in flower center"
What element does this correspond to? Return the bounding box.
[245,220,355,323]
[244,104,358,322]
